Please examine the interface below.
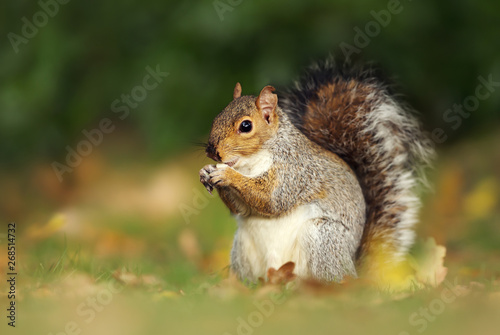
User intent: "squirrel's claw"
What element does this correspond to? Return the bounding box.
[204,182,214,195]
[199,165,215,195]
[200,163,232,194]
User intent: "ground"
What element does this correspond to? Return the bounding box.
[1,129,500,335]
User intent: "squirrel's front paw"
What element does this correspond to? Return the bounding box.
[199,164,233,194]
[199,164,216,194]
[208,164,233,188]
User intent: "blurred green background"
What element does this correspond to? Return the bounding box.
[1,1,500,335]
[1,0,499,167]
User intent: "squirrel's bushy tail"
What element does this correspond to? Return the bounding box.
[280,59,434,274]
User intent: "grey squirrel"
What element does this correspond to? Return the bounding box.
[199,59,434,284]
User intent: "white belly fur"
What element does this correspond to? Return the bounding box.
[235,203,320,279]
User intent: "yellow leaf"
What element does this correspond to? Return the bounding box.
[414,238,448,287]
[46,212,67,232]
[464,178,498,220]
[25,212,66,240]
[152,290,181,300]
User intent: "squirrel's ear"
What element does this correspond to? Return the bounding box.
[233,82,242,99]
[256,86,277,124]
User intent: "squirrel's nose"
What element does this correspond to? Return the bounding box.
[206,143,222,162]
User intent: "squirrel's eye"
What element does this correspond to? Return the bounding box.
[239,120,252,133]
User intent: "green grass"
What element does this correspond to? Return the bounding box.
[2,132,500,335]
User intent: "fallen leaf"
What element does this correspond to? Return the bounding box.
[112,268,162,288]
[207,271,249,299]
[463,178,498,221]
[414,238,448,287]
[265,262,297,285]
[178,228,201,262]
[25,212,66,240]
[152,290,181,301]
[32,272,103,299]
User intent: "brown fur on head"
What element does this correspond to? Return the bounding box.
[206,84,279,165]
